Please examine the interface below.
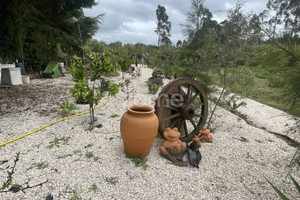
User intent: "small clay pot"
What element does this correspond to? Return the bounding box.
[199,127,213,143]
[120,104,159,157]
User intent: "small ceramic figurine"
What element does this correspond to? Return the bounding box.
[159,127,187,166]
[191,135,201,149]
[199,127,213,143]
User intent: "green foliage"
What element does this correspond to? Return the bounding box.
[88,183,98,193]
[116,47,131,72]
[147,81,160,95]
[47,137,69,149]
[86,143,93,148]
[265,176,300,200]
[1,153,19,191]
[178,48,213,93]
[84,39,108,53]
[105,177,118,185]
[85,151,95,159]
[57,154,73,159]
[106,70,120,77]
[70,78,90,104]
[148,46,181,80]
[256,0,300,115]
[69,51,120,126]
[121,75,135,100]
[182,0,213,46]
[155,5,172,46]
[0,0,101,71]
[248,44,300,115]
[126,154,149,170]
[85,151,99,161]
[70,189,83,200]
[110,114,119,118]
[27,162,49,171]
[223,94,247,114]
[58,100,77,117]
[0,152,47,193]
[152,68,163,77]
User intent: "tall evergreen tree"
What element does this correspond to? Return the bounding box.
[155,5,172,47]
[0,0,102,70]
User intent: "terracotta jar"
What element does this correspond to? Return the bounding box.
[120,104,159,157]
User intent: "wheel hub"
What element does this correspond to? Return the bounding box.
[182,105,195,120]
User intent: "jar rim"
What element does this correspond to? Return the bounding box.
[127,104,155,114]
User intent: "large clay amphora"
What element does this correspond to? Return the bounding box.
[120,104,159,157]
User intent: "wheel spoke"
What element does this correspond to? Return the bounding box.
[178,119,184,132]
[178,85,184,94]
[187,91,200,104]
[185,85,191,104]
[163,113,181,121]
[183,120,188,137]
[162,105,179,112]
[190,119,197,129]
[193,103,203,109]
[170,118,179,128]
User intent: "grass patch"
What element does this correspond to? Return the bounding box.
[126,154,149,170]
[88,183,98,193]
[204,187,210,193]
[47,137,69,149]
[255,139,264,143]
[27,161,49,171]
[73,149,82,155]
[105,177,118,185]
[246,152,254,159]
[85,151,99,161]
[210,65,300,117]
[57,154,73,159]
[85,143,93,148]
[266,138,274,143]
[110,114,120,118]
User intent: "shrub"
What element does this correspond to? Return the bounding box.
[58,100,77,117]
[147,81,160,95]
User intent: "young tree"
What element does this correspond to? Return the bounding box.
[182,0,212,47]
[207,2,253,128]
[155,5,172,47]
[69,51,120,129]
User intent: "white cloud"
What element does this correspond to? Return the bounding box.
[85,0,269,45]
[122,20,156,33]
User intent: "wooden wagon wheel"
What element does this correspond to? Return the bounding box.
[155,77,208,143]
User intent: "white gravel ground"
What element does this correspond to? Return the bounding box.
[0,66,299,200]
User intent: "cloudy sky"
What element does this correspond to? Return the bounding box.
[84,0,268,45]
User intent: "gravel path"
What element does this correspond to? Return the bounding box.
[0,66,299,200]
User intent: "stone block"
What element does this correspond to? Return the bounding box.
[1,67,23,85]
